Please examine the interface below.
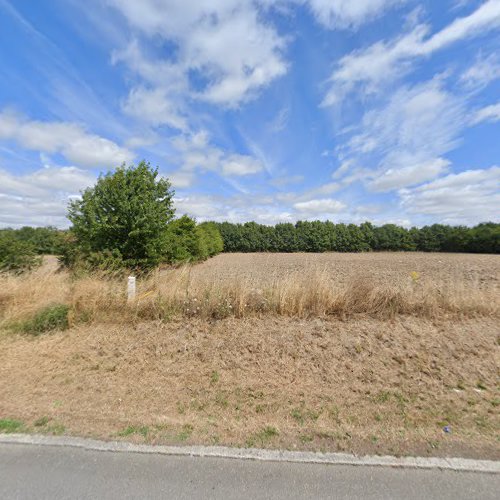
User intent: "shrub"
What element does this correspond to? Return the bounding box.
[2,226,67,254]
[19,304,70,335]
[0,233,41,273]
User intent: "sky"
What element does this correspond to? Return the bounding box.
[0,0,499,228]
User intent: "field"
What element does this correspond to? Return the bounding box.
[0,252,499,459]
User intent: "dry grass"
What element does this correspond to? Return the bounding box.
[0,316,499,459]
[0,253,499,329]
[0,253,499,458]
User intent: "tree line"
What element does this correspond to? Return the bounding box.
[214,221,499,254]
[1,162,498,273]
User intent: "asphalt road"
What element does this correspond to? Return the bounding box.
[0,443,498,499]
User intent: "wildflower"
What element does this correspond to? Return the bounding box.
[410,271,420,282]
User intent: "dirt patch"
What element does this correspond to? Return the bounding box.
[1,316,498,459]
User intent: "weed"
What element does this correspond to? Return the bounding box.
[18,304,69,335]
[47,423,65,435]
[246,426,279,447]
[374,391,391,403]
[118,425,149,438]
[34,416,49,427]
[291,408,305,425]
[189,400,206,412]
[210,371,220,384]
[475,416,489,429]
[300,434,314,444]
[328,405,341,423]
[214,392,228,408]
[308,410,320,421]
[177,424,194,441]
[0,418,23,433]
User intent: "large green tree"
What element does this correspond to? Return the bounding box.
[68,161,175,269]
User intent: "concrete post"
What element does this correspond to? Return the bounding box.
[127,276,136,303]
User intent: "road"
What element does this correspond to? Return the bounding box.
[0,443,498,499]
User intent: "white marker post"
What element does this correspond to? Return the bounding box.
[127,276,136,303]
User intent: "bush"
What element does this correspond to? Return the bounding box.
[19,304,70,335]
[0,233,41,273]
[60,240,126,275]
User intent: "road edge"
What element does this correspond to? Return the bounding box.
[1,433,499,474]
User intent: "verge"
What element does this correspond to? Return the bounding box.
[1,433,499,474]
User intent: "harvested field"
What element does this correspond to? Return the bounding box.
[187,252,500,289]
[0,253,499,459]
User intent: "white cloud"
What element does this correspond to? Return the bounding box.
[174,193,294,224]
[0,110,134,169]
[399,166,500,224]
[471,102,500,124]
[167,171,196,189]
[168,130,264,184]
[221,154,263,176]
[122,86,188,130]
[303,0,404,29]
[369,158,451,192]
[0,166,96,227]
[108,0,288,108]
[460,52,500,90]
[278,181,341,204]
[268,106,290,133]
[294,198,345,213]
[323,0,500,105]
[424,0,500,51]
[269,174,304,187]
[338,79,465,190]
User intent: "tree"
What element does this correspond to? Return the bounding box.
[163,215,203,263]
[467,223,500,254]
[197,222,224,257]
[68,161,175,269]
[373,224,416,251]
[273,223,298,252]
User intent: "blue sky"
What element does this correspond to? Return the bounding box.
[0,0,499,228]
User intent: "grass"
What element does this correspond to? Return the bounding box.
[177,424,194,441]
[16,304,69,335]
[118,426,150,438]
[246,426,279,447]
[0,418,24,433]
[0,253,499,460]
[0,256,498,333]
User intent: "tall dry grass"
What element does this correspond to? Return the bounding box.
[0,263,498,331]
